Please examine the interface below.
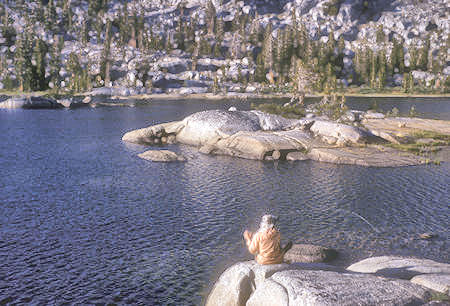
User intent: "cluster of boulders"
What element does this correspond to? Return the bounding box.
[206,253,450,306]
[122,108,450,167]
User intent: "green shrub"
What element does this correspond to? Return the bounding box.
[251,102,305,119]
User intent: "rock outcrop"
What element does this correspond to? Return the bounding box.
[0,96,63,109]
[206,259,435,306]
[122,109,450,167]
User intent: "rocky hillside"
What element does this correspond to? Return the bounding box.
[0,0,448,95]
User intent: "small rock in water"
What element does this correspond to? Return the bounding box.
[228,106,237,112]
[138,150,186,162]
[83,96,92,104]
[419,233,436,240]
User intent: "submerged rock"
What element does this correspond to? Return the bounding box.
[138,150,186,162]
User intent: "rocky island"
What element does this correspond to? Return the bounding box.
[122,107,450,167]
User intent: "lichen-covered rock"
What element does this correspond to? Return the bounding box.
[347,256,450,279]
[137,150,186,162]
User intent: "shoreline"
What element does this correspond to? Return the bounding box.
[2,90,450,101]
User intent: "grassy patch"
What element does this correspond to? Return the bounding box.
[430,291,450,302]
[251,103,305,119]
[384,130,450,156]
[411,130,450,142]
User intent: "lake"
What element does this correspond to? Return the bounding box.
[0,97,449,305]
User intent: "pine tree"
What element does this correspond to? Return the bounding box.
[119,3,130,47]
[44,0,58,32]
[417,36,430,71]
[32,38,48,90]
[402,73,409,93]
[62,0,73,32]
[262,23,274,71]
[255,53,266,83]
[409,46,418,71]
[206,1,216,35]
[100,20,112,86]
[48,36,62,91]
[67,52,82,92]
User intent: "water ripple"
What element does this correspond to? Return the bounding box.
[0,102,449,305]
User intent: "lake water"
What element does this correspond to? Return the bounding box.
[0,97,449,305]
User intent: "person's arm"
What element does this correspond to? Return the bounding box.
[247,232,260,255]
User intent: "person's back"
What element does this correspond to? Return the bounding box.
[244,215,292,265]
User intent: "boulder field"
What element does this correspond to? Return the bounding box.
[206,256,450,306]
[122,109,450,166]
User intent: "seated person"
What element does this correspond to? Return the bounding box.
[243,214,292,265]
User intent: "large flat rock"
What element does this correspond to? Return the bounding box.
[207,261,433,306]
[209,131,309,160]
[362,118,450,144]
[347,256,450,279]
[270,269,431,305]
[307,145,427,167]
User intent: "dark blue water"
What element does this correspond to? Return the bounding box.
[0,98,449,305]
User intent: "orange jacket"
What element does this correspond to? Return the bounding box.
[246,228,284,265]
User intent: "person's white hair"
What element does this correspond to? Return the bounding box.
[258,214,279,232]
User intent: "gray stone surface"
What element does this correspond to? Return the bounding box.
[284,244,338,263]
[347,256,450,279]
[271,269,431,305]
[206,261,255,306]
[246,279,289,306]
[310,120,371,144]
[307,145,426,167]
[137,150,186,162]
[362,118,450,136]
[122,121,184,145]
[411,274,450,295]
[207,260,433,306]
